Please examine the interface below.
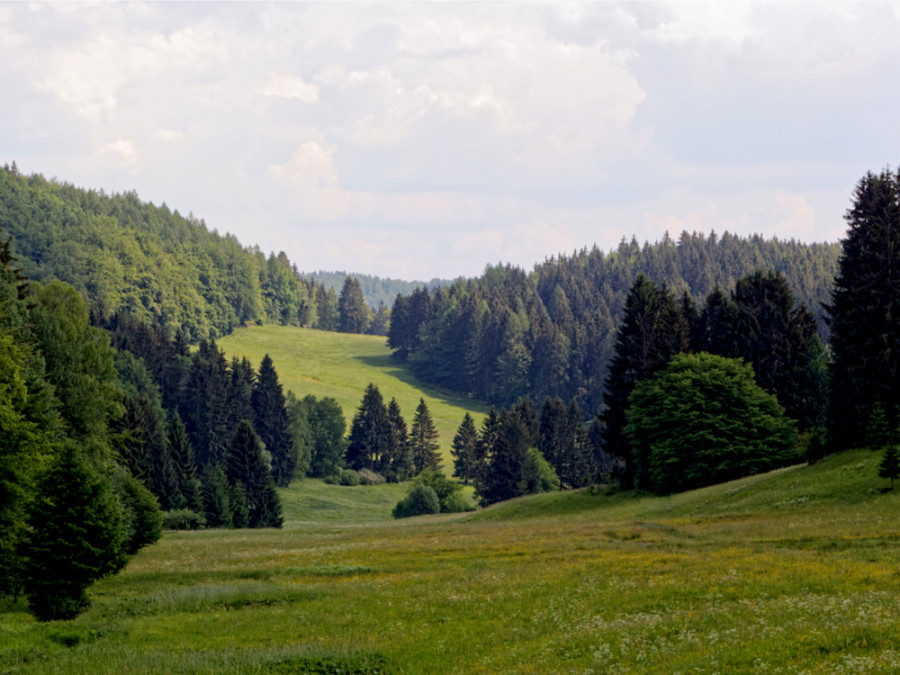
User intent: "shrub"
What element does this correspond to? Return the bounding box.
[162,509,206,530]
[626,352,797,494]
[357,468,386,485]
[339,469,360,486]
[392,484,440,518]
[115,471,163,555]
[323,473,341,485]
[415,469,474,513]
[523,447,561,494]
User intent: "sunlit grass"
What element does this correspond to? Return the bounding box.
[218,325,487,463]
[4,449,900,672]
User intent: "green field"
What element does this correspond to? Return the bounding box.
[218,325,487,463]
[3,449,900,673]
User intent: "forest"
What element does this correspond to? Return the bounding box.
[2,161,900,629]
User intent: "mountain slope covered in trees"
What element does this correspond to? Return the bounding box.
[0,165,353,340]
[389,232,841,412]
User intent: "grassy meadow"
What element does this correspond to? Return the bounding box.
[3,449,900,673]
[218,325,487,463]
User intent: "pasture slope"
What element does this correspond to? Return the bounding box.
[218,325,487,464]
[2,449,900,673]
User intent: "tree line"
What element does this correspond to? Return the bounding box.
[0,164,388,341]
[389,232,840,414]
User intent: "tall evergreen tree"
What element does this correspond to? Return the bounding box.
[167,412,202,512]
[410,398,441,474]
[251,354,295,486]
[338,277,370,334]
[386,398,414,481]
[22,445,127,621]
[345,384,391,472]
[225,421,283,528]
[451,412,479,484]
[600,275,686,484]
[827,168,900,450]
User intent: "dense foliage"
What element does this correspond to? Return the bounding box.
[827,168,900,450]
[388,232,839,413]
[626,353,797,494]
[0,239,161,619]
[0,164,387,339]
[601,271,824,484]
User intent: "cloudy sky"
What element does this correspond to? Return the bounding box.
[2,2,899,280]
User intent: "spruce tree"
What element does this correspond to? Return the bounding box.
[451,413,479,484]
[600,275,686,484]
[879,445,900,490]
[410,398,441,474]
[827,168,900,449]
[167,412,202,512]
[338,277,370,334]
[345,384,391,472]
[251,354,295,486]
[201,463,232,528]
[226,421,283,528]
[22,445,127,621]
[386,398,414,481]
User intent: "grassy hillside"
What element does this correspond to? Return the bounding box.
[218,324,487,463]
[3,449,900,673]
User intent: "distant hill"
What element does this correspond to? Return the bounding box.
[305,270,451,309]
[0,165,338,340]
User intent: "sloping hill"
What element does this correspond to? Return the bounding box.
[217,324,487,463]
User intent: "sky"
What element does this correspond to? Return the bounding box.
[2,2,900,281]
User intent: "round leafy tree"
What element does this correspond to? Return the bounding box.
[626,352,797,494]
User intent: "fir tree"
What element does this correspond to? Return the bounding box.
[410,398,441,474]
[201,464,232,528]
[167,412,202,512]
[22,445,127,621]
[827,168,900,450]
[879,445,900,490]
[451,413,479,484]
[386,398,414,481]
[251,354,295,486]
[226,421,283,528]
[345,384,391,472]
[338,277,370,334]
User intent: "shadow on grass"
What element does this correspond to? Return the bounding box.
[353,354,487,412]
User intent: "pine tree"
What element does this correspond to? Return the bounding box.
[451,413,479,484]
[410,398,441,474]
[879,445,900,490]
[827,168,900,450]
[22,445,127,621]
[251,354,295,486]
[386,398,414,481]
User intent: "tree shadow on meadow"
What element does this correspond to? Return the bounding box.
[353,353,487,412]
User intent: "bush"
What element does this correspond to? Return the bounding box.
[392,484,440,519]
[523,447,561,494]
[415,469,473,513]
[115,471,163,555]
[357,468,386,485]
[339,469,360,486]
[323,473,341,485]
[162,509,206,530]
[626,352,797,494]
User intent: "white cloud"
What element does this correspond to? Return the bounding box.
[260,74,320,102]
[96,139,138,168]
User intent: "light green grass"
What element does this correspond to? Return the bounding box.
[218,325,486,463]
[5,450,900,673]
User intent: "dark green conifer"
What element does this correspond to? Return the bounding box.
[251,354,295,486]
[451,413,479,484]
[22,445,127,621]
[410,398,441,474]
